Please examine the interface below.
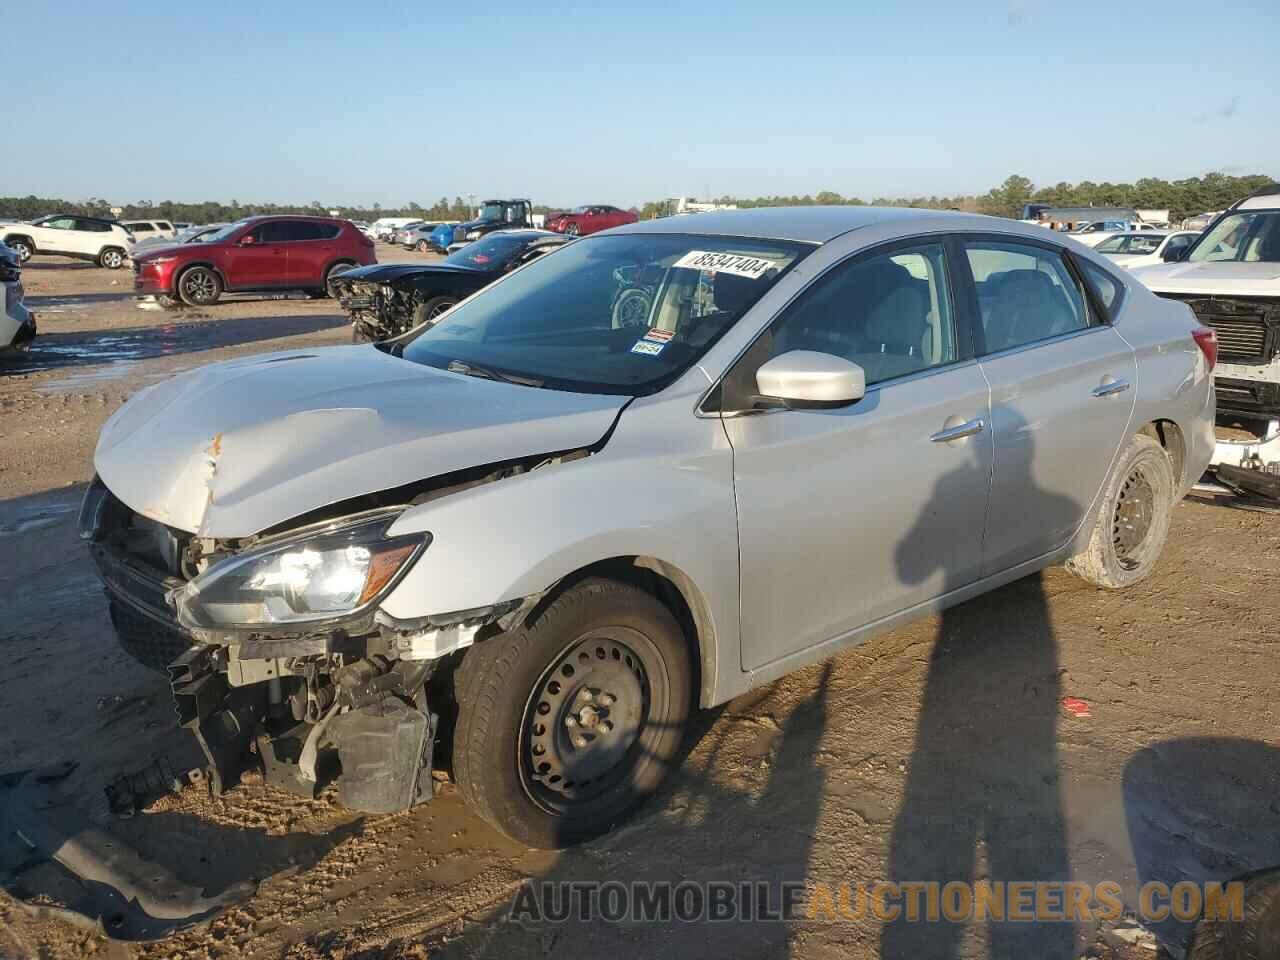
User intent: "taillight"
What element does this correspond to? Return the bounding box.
[1192,326,1217,372]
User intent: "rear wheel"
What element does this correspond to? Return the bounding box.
[324,261,357,299]
[177,266,222,306]
[452,579,692,848]
[565,222,581,236]
[98,247,126,269]
[1066,433,1174,589]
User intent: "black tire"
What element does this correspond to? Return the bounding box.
[156,294,181,310]
[452,578,692,848]
[324,261,357,299]
[97,247,126,269]
[411,295,457,329]
[177,266,222,306]
[1187,869,1280,960]
[417,240,430,253]
[5,237,34,262]
[1066,433,1174,589]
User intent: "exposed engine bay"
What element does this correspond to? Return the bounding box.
[334,278,422,342]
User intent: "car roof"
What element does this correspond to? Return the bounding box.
[237,214,348,224]
[606,206,1023,243]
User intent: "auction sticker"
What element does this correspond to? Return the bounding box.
[672,250,777,279]
[631,339,665,356]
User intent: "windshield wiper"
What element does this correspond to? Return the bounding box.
[446,359,544,387]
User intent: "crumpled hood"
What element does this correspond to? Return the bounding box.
[1132,261,1280,296]
[94,346,628,538]
[336,262,481,284]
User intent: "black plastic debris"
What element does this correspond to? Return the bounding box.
[0,763,254,941]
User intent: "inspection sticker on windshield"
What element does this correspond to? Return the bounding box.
[672,250,777,279]
[631,339,665,357]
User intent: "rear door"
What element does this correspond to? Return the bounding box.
[960,236,1136,575]
[284,221,340,285]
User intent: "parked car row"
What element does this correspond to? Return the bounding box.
[84,205,1216,849]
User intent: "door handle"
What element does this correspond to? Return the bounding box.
[1092,376,1131,398]
[930,418,985,443]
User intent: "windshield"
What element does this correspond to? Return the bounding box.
[200,221,248,243]
[444,233,528,268]
[479,202,504,221]
[1095,236,1127,253]
[1189,211,1280,263]
[399,234,809,395]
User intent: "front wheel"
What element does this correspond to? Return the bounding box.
[411,295,457,329]
[452,579,692,848]
[418,240,430,253]
[177,266,222,306]
[1066,433,1175,589]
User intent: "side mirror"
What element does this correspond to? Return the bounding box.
[239,234,257,246]
[755,351,866,409]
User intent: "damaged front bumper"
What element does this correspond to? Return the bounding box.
[334,279,415,340]
[81,480,534,816]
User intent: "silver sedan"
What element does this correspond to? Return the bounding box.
[86,206,1215,847]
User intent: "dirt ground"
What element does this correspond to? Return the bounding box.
[1,251,1278,960]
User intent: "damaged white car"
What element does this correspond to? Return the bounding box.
[1132,184,1280,499]
[83,207,1214,848]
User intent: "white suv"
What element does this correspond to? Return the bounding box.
[2,215,135,269]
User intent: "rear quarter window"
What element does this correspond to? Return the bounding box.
[1076,258,1124,318]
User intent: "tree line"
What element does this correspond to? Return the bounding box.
[638,172,1275,223]
[1,172,1273,226]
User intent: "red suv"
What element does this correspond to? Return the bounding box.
[132,216,376,306]
[545,205,638,236]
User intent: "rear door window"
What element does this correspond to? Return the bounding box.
[964,241,1090,354]
[286,222,340,241]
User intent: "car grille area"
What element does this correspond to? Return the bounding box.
[1156,293,1280,365]
[85,480,195,672]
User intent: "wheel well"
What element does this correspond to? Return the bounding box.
[4,234,33,249]
[1140,419,1186,485]
[325,259,357,278]
[532,557,714,709]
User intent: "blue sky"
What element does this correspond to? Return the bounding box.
[7,0,1278,208]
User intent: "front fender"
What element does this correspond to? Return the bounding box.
[379,410,739,706]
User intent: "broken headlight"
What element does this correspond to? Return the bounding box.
[171,515,428,631]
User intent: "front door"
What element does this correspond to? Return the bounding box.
[959,237,1137,575]
[38,217,78,255]
[225,221,289,289]
[723,240,993,671]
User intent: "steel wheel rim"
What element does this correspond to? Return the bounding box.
[103,250,122,268]
[1113,465,1156,569]
[519,630,660,811]
[14,242,31,261]
[183,270,215,301]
